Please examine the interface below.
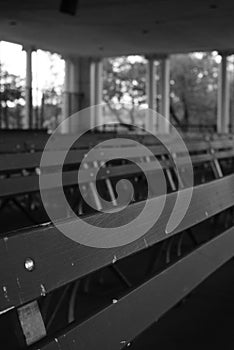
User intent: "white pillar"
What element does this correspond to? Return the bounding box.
[69,57,93,133]
[61,57,104,134]
[159,56,170,134]
[146,56,156,132]
[70,58,79,115]
[78,57,92,110]
[91,58,103,128]
[217,53,230,133]
[75,57,92,132]
[24,46,34,129]
[61,57,93,133]
[61,58,71,133]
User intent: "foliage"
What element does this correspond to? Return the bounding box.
[1,49,233,131]
[0,65,24,128]
[103,53,223,128]
[40,87,62,130]
[103,56,147,125]
[170,53,219,127]
[0,51,64,130]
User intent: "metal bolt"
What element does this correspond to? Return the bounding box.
[24,258,35,271]
[35,167,41,175]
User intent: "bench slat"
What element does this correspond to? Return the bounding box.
[38,225,234,350]
[0,160,165,197]
[0,174,233,312]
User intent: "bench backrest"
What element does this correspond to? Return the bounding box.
[0,135,233,198]
[0,133,234,349]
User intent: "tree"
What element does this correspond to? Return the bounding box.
[170,53,219,128]
[40,87,62,130]
[36,51,64,130]
[103,56,147,126]
[0,65,24,128]
[103,53,221,130]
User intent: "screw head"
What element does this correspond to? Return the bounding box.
[24,258,35,271]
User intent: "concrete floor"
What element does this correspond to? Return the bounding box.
[131,259,234,350]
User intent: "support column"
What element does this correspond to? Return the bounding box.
[61,58,71,133]
[72,57,92,133]
[70,58,80,115]
[159,55,170,134]
[61,57,104,134]
[65,57,92,133]
[24,46,34,129]
[217,53,230,133]
[146,56,157,132]
[91,58,103,128]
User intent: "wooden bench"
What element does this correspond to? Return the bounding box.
[0,133,233,349]
[0,133,233,226]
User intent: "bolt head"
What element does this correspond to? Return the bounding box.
[24,258,35,271]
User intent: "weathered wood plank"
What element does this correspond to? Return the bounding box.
[0,175,233,312]
[38,225,234,350]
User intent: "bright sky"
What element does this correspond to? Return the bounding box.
[0,41,65,91]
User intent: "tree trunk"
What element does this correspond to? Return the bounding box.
[4,103,8,129]
[106,102,126,125]
[40,93,45,128]
[170,102,182,127]
[182,95,189,131]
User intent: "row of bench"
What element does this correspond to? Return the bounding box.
[0,131,233,349]
[0,133,233,227]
